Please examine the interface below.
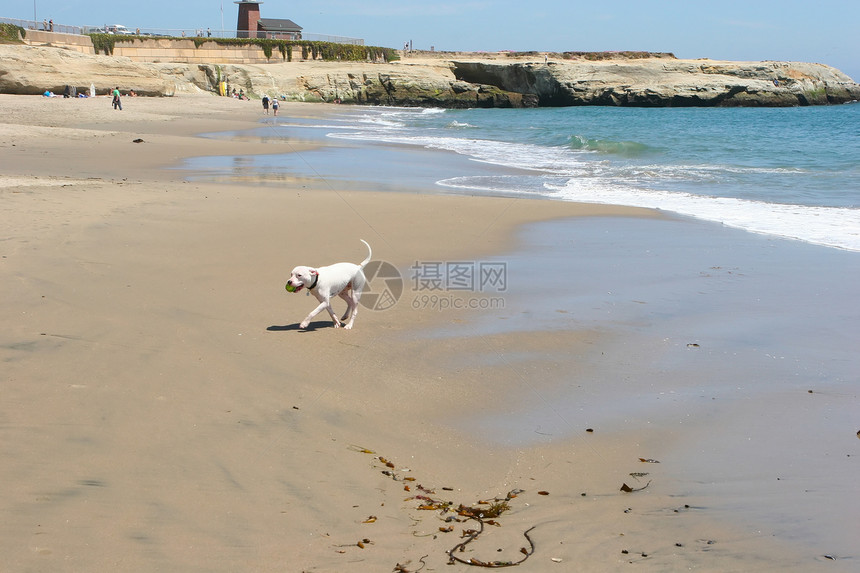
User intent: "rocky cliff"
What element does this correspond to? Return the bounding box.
[450,59,860,106]
[1,44,858,107]
[0,45,175,97]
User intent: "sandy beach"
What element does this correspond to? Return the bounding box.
[2,93,857,572]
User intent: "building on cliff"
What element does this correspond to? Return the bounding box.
[235,0,302,40]
[257,18,302,40]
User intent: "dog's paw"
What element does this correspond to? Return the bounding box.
[299,321,310,329]
[344,323,354,330]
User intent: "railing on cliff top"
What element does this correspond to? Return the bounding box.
[0,17,363,45]
[1,16,80,35]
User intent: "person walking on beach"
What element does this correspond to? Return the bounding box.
[262,94,270,114]
[272,98,279,116]
[112,86,122,111]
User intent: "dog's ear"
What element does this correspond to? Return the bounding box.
[310,270,318,276]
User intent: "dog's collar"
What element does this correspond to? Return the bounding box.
[308,272,319,290]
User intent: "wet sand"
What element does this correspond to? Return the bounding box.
[1,93,857,572]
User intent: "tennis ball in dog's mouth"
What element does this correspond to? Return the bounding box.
[285,282,297,293]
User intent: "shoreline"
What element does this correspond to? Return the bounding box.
[2,94,857,571]
[178,104,860,254]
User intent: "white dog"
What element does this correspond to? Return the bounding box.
[286,240,372,330]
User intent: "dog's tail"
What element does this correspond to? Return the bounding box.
[358,239,372,269]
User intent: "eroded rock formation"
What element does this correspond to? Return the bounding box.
[1,44,858,107]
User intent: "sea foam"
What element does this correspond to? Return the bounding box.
[327,105,860,251]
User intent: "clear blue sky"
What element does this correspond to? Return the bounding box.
[9,0,859,80]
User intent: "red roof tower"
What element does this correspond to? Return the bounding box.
[235,0,263,38]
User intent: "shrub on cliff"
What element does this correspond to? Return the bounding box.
[89,33,399,62]
[89,33,118,55]
[561,51,676,60]
[0,23,26,44]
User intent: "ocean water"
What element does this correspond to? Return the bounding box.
[189,103,859,252]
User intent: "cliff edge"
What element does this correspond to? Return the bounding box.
[1,44,858,107]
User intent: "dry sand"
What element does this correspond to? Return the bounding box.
[1,94,852,572]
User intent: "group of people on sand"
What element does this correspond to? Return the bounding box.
[261,95,280,116]
[43,85,135,107]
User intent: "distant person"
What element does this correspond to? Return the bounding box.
[262,94,270,114]
[207,28,212,38]
[43,19,48,31]
[272,98,279,116]
[49,20,54,32]
[112,86,122,110]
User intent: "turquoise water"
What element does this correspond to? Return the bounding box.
[188,103,859,251]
